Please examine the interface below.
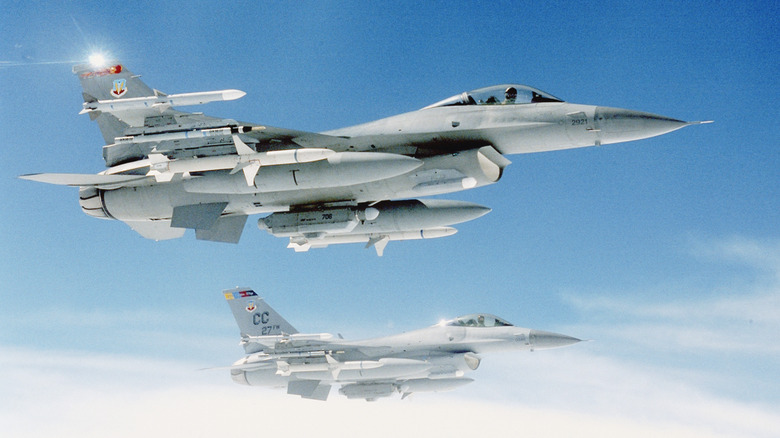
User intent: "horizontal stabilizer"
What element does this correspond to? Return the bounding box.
[19,173,149,188]
[195,215,247,243]
[287,380,331,401]
[171,202,228,230]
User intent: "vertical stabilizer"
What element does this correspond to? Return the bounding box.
[73,62,155,101]
[72,61,156,145]
[223,287,299,337]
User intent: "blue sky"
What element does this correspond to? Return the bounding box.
[1,1,778,436]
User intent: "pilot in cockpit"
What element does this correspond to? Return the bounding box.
[503,87,517,104]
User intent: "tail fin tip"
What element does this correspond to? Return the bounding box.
[222,287,299,337]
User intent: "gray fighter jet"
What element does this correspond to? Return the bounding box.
[222,287,581,401]
[21,60,710,254]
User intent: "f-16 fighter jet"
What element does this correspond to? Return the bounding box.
[222,287,581,401]
[21,59,710,254]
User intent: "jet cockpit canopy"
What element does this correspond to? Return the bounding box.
[423,84,563,109]
[445,313,514,327]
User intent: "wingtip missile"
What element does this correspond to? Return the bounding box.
[286,227,459,255]
[80,89,247,114]
[220,89,246,101]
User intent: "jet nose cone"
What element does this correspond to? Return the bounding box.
[528,329,581,349]
[596,106,690,144]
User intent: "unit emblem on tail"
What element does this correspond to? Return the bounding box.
[111,78,127,98]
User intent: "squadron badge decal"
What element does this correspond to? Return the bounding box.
[111,78,127,98]
[245,300,256,312]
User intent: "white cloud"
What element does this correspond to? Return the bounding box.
[1,346,778,438]
[564,290,780,358]
[475,349,779,438]
[690,236,780,277]
[561,236,780,357]
[3,236,778,437]
[2,306,234,358]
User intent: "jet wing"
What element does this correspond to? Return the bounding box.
[242,124,350,151]
[243,337,339,351]
[241,336,393,359]
[103,114,351,166]
[284,343,394,360]
[19,173,151,189]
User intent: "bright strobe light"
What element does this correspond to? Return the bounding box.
[88,53,107,68]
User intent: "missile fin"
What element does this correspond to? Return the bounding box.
[288,240,313,252]
[326,355,341,379]
[145,154,173,182]
[233,134,255,156]
[149,171,174,182]
[366,235,390,257]
[229,161,248,175]
[276,361,291,377]
[241,162,261,187]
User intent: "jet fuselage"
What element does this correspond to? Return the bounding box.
[224,289,581,401]
[22,65,708,251]
[89,101,689,223]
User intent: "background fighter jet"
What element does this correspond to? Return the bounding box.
[21,60,709,254]
[222,287,581,401]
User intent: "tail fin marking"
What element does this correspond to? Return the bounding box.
[223,288,299,337]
